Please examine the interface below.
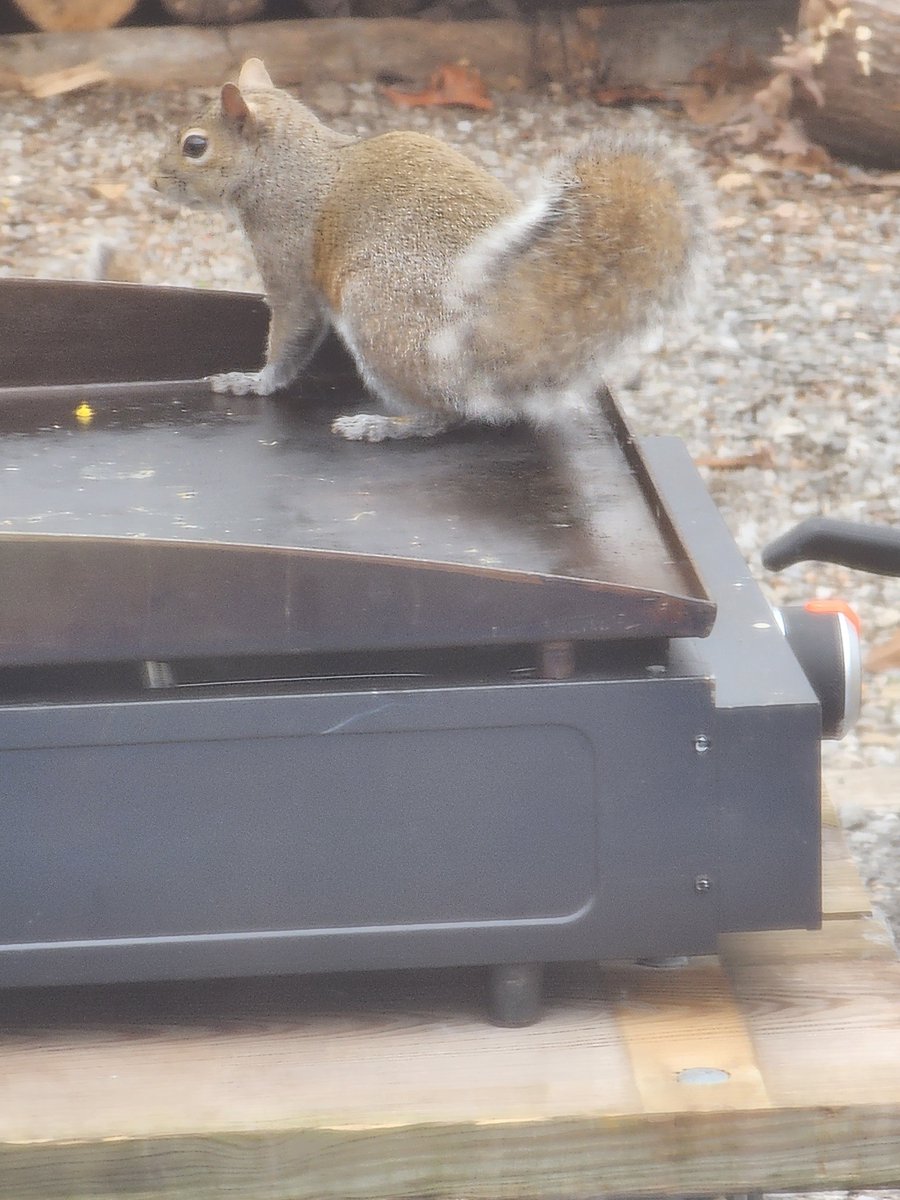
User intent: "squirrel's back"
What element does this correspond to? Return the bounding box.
[313,131,517,314]
[436,127,713,423]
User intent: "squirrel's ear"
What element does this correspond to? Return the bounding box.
[220,82,255,133]
[237,58,274,91]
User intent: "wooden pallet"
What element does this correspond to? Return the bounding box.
[1,791,898,1200]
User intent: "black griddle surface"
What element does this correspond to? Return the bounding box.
[0,281,714,666]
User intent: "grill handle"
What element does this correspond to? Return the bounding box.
[763,518,900,577]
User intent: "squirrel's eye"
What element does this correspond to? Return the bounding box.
[181,133,209,160]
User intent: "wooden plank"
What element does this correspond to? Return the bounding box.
[3,936,900,1197]
[825,764,900,813]
[0,973,641,1138]
[723,958,900,1107]
[822,855,876,918]
[4,1102,900,1200]
[0,1,795,91]
[820,784,874,918]
[611,961,771,1113]
[720,913,897,965]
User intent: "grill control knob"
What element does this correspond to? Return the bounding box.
[775,602,862,740]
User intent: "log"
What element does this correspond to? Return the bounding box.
[0,1,794,91]
[10,0,138,32]
[798,0,900,167]
[160,0,266,22]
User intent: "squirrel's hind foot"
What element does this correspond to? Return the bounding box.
[209,368,282,397]
[332,412,454,443]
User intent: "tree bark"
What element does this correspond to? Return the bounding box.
[799,0,900,167]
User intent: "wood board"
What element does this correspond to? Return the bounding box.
[1,791,899,1200]
[0,2,797,91]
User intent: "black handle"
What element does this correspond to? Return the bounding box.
[763,518,900,577]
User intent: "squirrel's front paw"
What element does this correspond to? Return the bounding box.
[209,370,278,397]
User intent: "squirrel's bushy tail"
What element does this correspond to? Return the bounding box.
[436,126,713,422]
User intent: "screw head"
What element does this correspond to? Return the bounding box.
[694,875,712,894]
[694,734,712,754]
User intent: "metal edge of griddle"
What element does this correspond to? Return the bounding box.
[596,387,716,633]
[0,278,270,389]
[0,529,714,669]
[0,526,698,588]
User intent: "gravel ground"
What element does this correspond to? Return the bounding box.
[0,76,898,1200]
[1,80,898,941]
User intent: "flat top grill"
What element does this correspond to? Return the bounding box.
[0,280,715,667]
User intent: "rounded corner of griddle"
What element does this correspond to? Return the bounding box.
[0,280,715,668]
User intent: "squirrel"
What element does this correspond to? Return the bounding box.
[153,59,712,453]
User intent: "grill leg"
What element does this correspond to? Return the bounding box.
[488,962,544,1027]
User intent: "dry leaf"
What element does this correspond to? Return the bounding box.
[381,64,493,111]
[696,447,776,470]
[716,171,754,192]
[680,85,747,126]
[736,152,779,173]
[802,0,846,31]
[866,629,900,673]
[781,143,832,174]
[697,20,832,168]
[91,181,128,201]
[727,100,780,148]
[22,62,110,99]
[768,121,817,157]
[594,84,670,108]
[754,71,795,118]
[680,43,769,129]
[771,201,818,228]
[770,44,825,106]
[848,170,900,188]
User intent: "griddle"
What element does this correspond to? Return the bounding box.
[0,278,714,667]
[0,279,825,1024]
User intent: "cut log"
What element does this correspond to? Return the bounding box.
[160,0,266,22]
[798,0,900,167]
[0,2,794,91]
[10,0,138,31]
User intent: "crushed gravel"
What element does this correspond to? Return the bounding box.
[1,79,898,937]
[1,78,899,1200]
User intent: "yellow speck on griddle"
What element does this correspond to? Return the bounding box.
[74,402,95,426]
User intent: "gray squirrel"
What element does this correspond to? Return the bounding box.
[153,58,711,448]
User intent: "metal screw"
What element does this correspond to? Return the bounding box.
[694,734,711,754]
[694,875,712,894]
